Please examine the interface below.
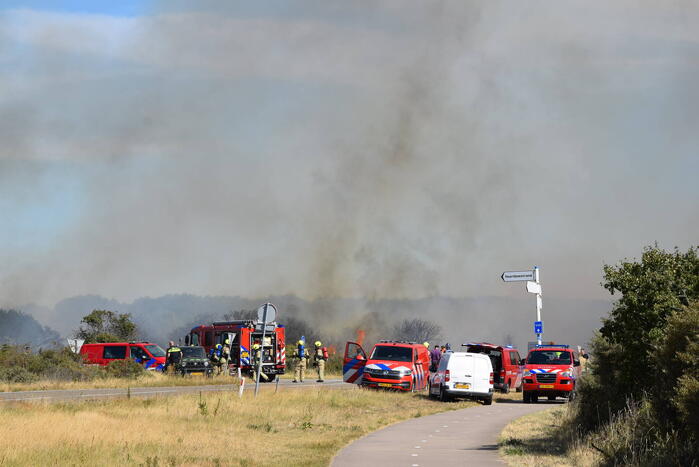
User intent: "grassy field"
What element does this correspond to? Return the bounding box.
[498,405,599,467]
[0,370,343,393]
[0,386,479,466]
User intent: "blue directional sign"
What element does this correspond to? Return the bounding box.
[534,321,543,334]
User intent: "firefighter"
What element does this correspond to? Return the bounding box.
[292,339,308,383]
[221,339,231,376]
[313,341,328,383]
[165,341,182,374]
[423,342,429,349]
[209,344,223,375]
[251,343,269,382]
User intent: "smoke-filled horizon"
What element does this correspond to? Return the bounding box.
[1,1,698,322]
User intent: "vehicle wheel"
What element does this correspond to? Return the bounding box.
[531,392,538,403]
[263,374,276,383]
[568,390,576,402]
[548,395,556,401]
[523,391,531,403]
[439,385,450,402]
[483,395,493,405]
[501,382,510,394]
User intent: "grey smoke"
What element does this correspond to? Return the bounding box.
[1,2,698,349]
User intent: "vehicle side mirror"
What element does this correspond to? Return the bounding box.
[184,335,190,346]
[574,360,580,367]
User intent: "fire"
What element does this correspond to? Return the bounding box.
[328,345,337,355]
[356,329,366,346]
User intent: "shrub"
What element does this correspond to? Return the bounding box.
[104,359,146,379]
[0,366,38,383]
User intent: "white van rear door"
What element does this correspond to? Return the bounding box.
[450,353,475,389]
[474,355,492,393]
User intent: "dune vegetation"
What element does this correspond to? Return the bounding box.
[0,386,479,466]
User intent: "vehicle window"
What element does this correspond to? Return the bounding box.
[510,352,519,365]
[190,333,200,346]
[205,332,213,346]
[130,346,148,360]
[181,347,206,358]
[103,346,126,359]
[370,345,412,362]
[347,343,366,360]
[144,344,166,358]
[527,350,572,365]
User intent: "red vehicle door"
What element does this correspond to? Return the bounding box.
[343,342,367,384]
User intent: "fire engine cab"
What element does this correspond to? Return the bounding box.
[343,340,429,391]
[522,344,581,403]
[185,320,286,382]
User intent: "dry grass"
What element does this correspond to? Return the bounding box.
[0,386,477,466]
[498,406,600,467]
[0,370,343,393]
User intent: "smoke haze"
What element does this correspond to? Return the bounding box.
[1,2,698,347]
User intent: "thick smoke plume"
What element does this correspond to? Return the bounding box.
[1,2,698,349]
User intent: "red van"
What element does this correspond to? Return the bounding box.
[463,343,524,393]
[80,342,166,371]
[343,340,430,391]
[522,344,581,402]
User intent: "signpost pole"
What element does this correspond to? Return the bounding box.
[534,266,542,345]
[254,303,268,397]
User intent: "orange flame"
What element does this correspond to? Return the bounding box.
[356,329,366,346]
[328,345,337,356]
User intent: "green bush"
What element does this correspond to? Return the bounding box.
[104,359,146,379]
[568,246,699,466]
[0,344,99,383]
[0,366,38,383]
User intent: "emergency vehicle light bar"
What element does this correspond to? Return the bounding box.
[378,340,417,344]
[535,344,569,349]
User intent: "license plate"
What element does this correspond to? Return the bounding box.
[539,384,554,389]
[189,372,204,376]
[454,383,470,389]
[378,383,392,388]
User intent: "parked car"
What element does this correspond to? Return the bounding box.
[522,344,581,403]
[428,351,494,404]
[342,340,430,391]
[463,342,523,393]
[174,346,213,377]
[80,342,166,371]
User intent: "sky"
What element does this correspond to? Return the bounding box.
[1,1,698,312]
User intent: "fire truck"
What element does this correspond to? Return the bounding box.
[185,320,286,382]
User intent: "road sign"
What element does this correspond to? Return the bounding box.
[501,270,535,282]
[257,303,277,323]
[66,338,84,353]
[534,321,543,334]
[526,281,542,294]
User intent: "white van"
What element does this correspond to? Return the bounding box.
[428,351,494,404]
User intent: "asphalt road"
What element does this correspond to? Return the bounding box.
[0,378,346,403]
[332,398,559,467]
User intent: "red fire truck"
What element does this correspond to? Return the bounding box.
[185,320,286,382]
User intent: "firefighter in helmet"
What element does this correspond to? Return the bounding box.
[209,344,223,375]
[292,339,308,383]
[252,343,269,382]
[313,341,328,383]
[220,339,231,376]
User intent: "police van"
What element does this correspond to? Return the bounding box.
[428,351,494,404]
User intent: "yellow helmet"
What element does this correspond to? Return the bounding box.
[423,342,429,348]
[315,341,322,347]
[253,344,260,350]
[224,339,230,345]
[298,340,304,345]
